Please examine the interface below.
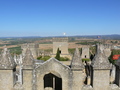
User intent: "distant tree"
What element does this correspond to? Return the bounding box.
[55,48,70,61]
[55,48,60,60]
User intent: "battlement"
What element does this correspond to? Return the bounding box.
[53,37,68,42]
[96,43,112,50]
[0,44,120,90]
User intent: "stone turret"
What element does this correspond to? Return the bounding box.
[0,46,16,69]
[91,44,111,90]
[91,44,111,69]
[22,47,34,89]
[71,48,84,70]
[0,46,16,90]
[71,48,85,90]
[22,48,34,66]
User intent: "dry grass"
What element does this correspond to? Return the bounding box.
[0,45,18,49]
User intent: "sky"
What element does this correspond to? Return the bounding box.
[0,0,120,37]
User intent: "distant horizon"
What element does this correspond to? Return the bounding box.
[0,34,120,38]
[0,0,120,37]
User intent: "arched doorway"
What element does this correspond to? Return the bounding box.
[44,73,62,90]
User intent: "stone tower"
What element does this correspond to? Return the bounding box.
[71,48,85,90]
[81,47,90,59]
[22,47,34,90]
[0,47,16,90]
[52,38,71,59]
[91,44,111,90]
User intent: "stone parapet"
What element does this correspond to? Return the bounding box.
[53,37,68,42]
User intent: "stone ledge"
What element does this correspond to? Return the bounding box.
[109,84,119,90]
[82,85,93,90]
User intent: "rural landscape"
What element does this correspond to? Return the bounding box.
[0,34,120,62]
[0,0,120,90]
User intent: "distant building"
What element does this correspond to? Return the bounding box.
[51,38,71,59]
[81,47,90,59]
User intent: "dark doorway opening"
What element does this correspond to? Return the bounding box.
[59,50,61,54]
[44,73,62,90]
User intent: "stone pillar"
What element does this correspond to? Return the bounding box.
[21,47,34,90]
[22,67,33,90]
[91,44,111,90]
[92,69,110,90]
[72,70,85,90]
[0,47,16,90]
[110,65,116,84]
[15,65,23,84]
[71,48,85,90]
[0,69,15,90]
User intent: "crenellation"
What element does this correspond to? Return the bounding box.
[0,44,120,90]
[53,37,68,42]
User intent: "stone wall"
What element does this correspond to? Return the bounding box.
[1,44,120,90]
[0,70,14,90]
[35,58,71,90]
[22,69,33,90]
[72,71,85,90]
[92,70,110,90]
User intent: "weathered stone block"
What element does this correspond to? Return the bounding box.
[93,70,110,90]
[22,70,32,90]
[0,70,14,90]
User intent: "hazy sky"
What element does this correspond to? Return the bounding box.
[0,0,120,37]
